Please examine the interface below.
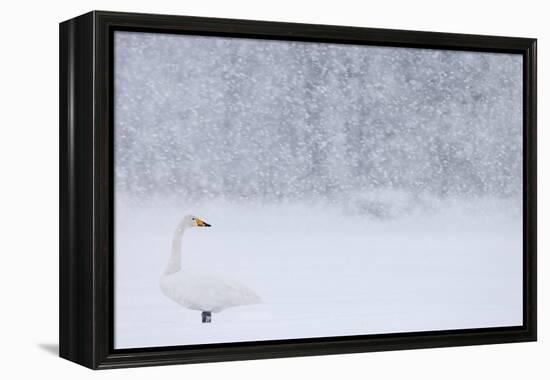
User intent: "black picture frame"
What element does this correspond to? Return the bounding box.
[59,10,537,369]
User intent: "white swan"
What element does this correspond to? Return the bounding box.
[160,215,261,323]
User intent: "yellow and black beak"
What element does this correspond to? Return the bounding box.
[195,218,211,227]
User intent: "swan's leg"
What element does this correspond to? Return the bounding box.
[202,311,212,323]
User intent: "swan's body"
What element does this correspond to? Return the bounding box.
[161,271,261,313]
[160,215,260,322]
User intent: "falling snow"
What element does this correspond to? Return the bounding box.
[114,31,523,348]
[114,32,522,208]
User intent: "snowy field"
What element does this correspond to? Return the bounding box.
[114,197,522,349]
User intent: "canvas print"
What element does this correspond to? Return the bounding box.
[114,31,523,349]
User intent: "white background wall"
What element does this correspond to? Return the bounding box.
[0,0,546,378]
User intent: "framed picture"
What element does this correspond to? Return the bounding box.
[59,11,537,369]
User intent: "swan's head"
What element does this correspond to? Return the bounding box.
[180,215,211,230]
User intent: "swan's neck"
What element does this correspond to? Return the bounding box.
[165,225,185,275]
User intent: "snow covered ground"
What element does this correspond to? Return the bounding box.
[114,197,522,349]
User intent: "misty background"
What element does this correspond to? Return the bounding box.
[114,32,522,216]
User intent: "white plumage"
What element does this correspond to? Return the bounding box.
[161,272,261,313]
[160,215,260,322]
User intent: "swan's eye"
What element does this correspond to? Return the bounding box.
[192,218,195,220]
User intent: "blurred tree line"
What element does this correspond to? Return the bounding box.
[114,32,522,204]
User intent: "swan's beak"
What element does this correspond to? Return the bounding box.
[195,218,211,227]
